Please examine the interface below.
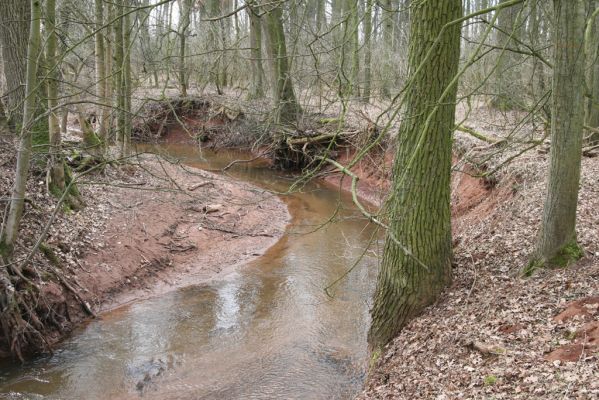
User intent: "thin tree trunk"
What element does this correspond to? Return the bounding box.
[347,0,360,97]
[585,1,599,141]
[123,0,132,157]
[94,0,107,141]
[382,0,395,49]
[368,0,462,350]
[491,0,524,109]
[0,0,42,259]
[247,4,265,99]
[528,0,546,108]
[105,0,114,139]
[262,1,301,124]
[0,98,8,135]
[178,0,191,97]
[531,0,586,269]
[316,0,326,31]
[46,0,65,195]
[115,0,126,153]
[363,0,373,102]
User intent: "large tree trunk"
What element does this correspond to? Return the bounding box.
[262,1,301,124]
[0,0,30,128]
[531,0,586,269]
[0,0,42,259]
[368,0,462,350]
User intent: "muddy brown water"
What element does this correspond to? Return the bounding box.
[0,144,380,399]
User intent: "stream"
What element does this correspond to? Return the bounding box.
[0,144,380,399]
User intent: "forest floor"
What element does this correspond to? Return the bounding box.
[0,131,288,357]
[353,117,599,398]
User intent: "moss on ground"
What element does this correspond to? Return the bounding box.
[524,241,584,276]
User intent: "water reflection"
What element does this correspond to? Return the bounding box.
[0,144,380,399]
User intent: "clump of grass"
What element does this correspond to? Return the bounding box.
[484,375,498,386]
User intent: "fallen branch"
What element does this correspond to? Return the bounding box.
[285,132,344,146]
[466,340,507,356]
[583,143,599,157]
[456,124,505,145]
[187,181,213,191]
[198,221,273,237]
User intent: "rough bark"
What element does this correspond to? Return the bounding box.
[0,0,30,128]
[531,0,586,269]
[368,0,462,350]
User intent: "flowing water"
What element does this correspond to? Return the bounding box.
[0,144,380,399]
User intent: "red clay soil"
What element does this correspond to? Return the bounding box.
[75,160,289,314]
[322,147,392,207]
[322,148,509,237]
[0,132,288,357]
[546,297,599,362]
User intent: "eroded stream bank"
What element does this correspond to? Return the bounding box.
[0,144,380,399]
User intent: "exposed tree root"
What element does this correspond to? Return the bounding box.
[0,266,50,361]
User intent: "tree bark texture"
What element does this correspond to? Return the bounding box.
[368,0,462,350]
[0,0,31,128]
[534,0,586,266]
